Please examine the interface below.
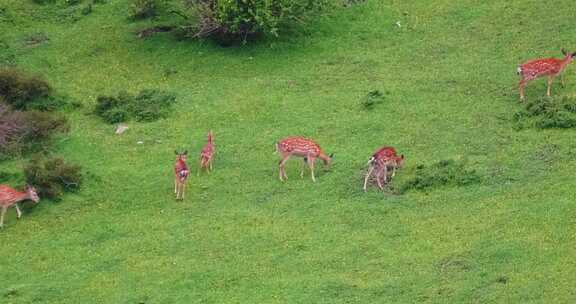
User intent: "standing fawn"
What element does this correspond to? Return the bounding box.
[276,136,333,182]
[199,131,215,174]
[363,146,405,191]
[174,150,190,200]
[518,49,576,101]
[0,185,40,228]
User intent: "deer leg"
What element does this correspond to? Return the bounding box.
[15,204,22,219]
[547,76,554,97]
[174,178,178,193]
[308,157,316,182]
[209,159,213,172]
[0,207,6,228]
[375,167,384,190]
[181,182,186,200]
[300,158,307,178]
[279,155,290,181]
[561,73,566,88]
[519,79,526,101]
[363,165,375,192]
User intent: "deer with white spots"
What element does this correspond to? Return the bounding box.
[276,136,333,182]
[0,185,40,228]
[518,49,576,101]
[174,150,190,200]
[363,146,404,191]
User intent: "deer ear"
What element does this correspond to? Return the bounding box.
[562,48,567,55]
[183,150,188,155]
[329,153,334,158]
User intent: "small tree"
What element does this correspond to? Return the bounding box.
[182,0,331,42]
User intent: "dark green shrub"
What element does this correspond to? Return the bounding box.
[397,160,481,194]
[129,0,157,20]
[0,68,52,110]
[0,106,69,156]
[24,156,82,199]
[94,89,176,124]
[182,0,331,42]
[514,95,576,129]
[361,90,386,110]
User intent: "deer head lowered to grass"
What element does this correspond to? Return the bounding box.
[276,136,333,183]
[174,150,189,200]
[363,146,405,191]
[0,185,40,228]
[518,49,576,101]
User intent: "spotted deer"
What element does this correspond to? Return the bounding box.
[174,150,190,200]
[199,131,214,174]
[276,137,333,182]
[518,49,576,101]
[0,185,40,228]
[363,146,405,191]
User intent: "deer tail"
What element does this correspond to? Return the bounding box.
[517,66,522,76]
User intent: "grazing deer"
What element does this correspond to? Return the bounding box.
[199,131,215,174]
[363,146,405,191]
[0,185,40,228]
[276,136,333,182]
[174,150,190,200]
[518,49,576,101]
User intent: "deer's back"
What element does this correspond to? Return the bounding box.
[0,185,23,205]
[520,58,563,78]
[373,146,398,160]
[278,137,322,156]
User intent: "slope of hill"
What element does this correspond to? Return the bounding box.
[1,1,575,303]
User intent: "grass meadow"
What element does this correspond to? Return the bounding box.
[1,0,576,303]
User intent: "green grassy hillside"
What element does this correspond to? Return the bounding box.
[1,0,576,303]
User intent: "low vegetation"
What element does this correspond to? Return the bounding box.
[0,105,69,157]
[361,89,386,110]
[94,89,177,123]
[396,160,481,194]
[24,156,82,199]
[513,95,576,129]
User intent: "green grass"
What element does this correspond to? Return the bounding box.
[1,0,576,303]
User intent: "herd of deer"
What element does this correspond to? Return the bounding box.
[0,50,574,228]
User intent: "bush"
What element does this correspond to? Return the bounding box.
[397,160,481,194]
[24,156,82,199]
[514,95,576,129]
[182,0,331,42]
[0,68,52,110]
[361,90,386,110]
[129,0,158,20]
[94,89,176,124]
[0,105,69,156]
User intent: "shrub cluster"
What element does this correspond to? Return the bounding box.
[0,68,70,157]
[129,0,158,20]
[0,106,69,156]
[361,90,386,110]
[0,68,52,110]
[513,95,576,129]
[179,0,331,43]
[397,160,480,194]
[94,89,177,124]
[24,156,82,199]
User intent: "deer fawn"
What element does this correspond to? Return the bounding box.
[518,49,576,101]
[363,146,405,191]
[199,131,214,174]
[174,150,190,200]
[0,185,40,228]
[276,136,333,182]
